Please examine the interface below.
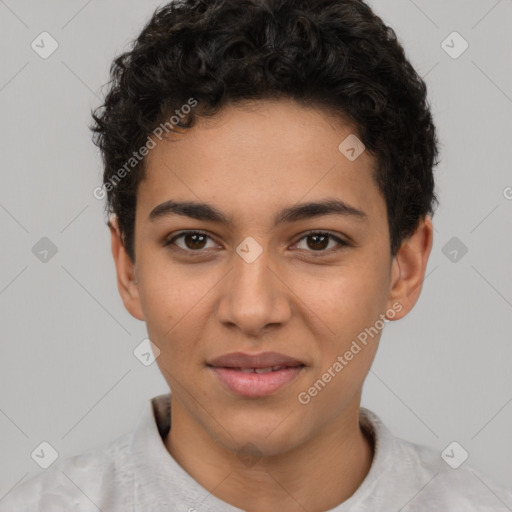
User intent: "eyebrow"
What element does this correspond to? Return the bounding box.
[148,198,367,226]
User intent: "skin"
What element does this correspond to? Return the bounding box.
[109,99,433,511]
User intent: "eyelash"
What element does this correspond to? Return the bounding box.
[163,230,350,256]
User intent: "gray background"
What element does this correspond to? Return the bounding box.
[1,0,511,500]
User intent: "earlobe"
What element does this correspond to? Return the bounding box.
[386,216,434,321]
[108,216,145,321]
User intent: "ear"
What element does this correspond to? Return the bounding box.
[108,216,145,321]
[385,215,434,321]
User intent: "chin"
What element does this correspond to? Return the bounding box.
[211,410,312,458]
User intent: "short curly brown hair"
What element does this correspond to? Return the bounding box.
[91,0,439,262]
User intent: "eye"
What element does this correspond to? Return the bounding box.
[164,230,218,252]
[164,230,351,256]
[293,231,349,253]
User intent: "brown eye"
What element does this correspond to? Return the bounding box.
[185,233,207,249]
[165,231,216,251]
[295,231,348,253]
[306,233,330,250]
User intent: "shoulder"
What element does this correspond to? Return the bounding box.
[393,436,512,510]
[358,408,512,511]
[0,432,134,512]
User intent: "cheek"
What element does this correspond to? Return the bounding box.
[135,243,265,383]
[136,260,219,365]
[137,252,209,323]
[294,268,388,414]
[292,257,389,339]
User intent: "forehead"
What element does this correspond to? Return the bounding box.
[137,100,384,226]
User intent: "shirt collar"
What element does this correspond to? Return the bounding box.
[333,406,398,510]
[130,393,395,511]
[131,393,243,512]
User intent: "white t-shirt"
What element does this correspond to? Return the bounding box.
[1,393,511,511]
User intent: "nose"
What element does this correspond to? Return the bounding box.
[216,243,292,338]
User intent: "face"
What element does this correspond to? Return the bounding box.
[111,99,432,456]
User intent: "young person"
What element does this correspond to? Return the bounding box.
[2,0,511,510]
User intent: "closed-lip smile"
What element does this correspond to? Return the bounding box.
[207,351,306,397]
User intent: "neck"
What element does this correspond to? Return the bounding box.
[164,398,374,512]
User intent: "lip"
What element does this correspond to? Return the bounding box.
[207,351,306,398]
[207,351,305,369]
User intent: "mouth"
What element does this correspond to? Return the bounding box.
[206,352,306,398]
[223,365,301,373]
